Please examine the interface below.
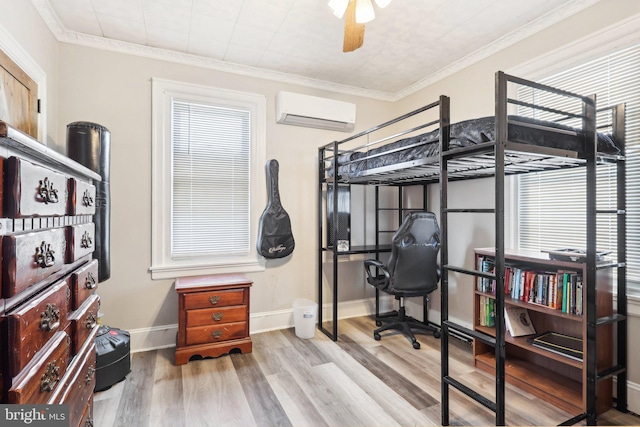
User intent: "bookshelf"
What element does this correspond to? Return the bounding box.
[473,248,613,415]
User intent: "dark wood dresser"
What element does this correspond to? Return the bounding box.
[175,273,252,365]
[0,120,101,427]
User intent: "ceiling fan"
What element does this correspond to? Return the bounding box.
[328,0,392,52]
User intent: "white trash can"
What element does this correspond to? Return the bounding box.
[292,298,317,339]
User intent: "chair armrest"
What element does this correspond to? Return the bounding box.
[364,259,390,290]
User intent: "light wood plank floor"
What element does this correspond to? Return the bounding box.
[94,316,640,426]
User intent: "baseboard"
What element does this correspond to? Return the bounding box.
[614,377,640,415]
[126,296,394,353]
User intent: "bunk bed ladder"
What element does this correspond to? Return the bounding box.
[439,87,508,426]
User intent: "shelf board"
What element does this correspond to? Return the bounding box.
[474,352,582,414]
[475,291,582,321]
[475,325,583,369]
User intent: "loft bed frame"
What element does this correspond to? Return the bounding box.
[317,71,627,425]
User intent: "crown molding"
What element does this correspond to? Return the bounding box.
[32,0,600,103]
[392,0,602,101]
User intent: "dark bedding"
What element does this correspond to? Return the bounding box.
[332,116,618,179]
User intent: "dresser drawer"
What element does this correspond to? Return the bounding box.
[7,279,70,377]
[185,321,248,346]
[4,156,69,217]
[67,222,95,263]
[8,331,71,404]
[68,178,96,216]
[48,341,96,427]
[68,294,100,356]
[183,288,246,310]
[2,227,67,298]
[70,259,99,310]
[78,396,94,427]
[186,305,247,328]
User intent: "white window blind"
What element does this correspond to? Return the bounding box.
[518,44,640,289]
[171,101,251,258]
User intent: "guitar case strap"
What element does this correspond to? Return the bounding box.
[257,159,295,258]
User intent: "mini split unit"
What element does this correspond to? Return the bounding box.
[276,91,356,132]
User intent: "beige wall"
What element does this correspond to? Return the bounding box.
[55,45,394,331]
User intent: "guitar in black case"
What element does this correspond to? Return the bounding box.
[257,159,295,258]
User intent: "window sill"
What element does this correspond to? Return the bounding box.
[150,260,265,280]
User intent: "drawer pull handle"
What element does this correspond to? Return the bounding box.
[82,189,95,207]
[85,418,94,427]
[212,312,224,321]
[209,296,221,305]
[85,366,95,385]
[85,311,97,329]
[40,303,61,332]
[211,330,223,339]
[81,231,93,249]
[37,177,59,204]
[35,241,56,268]
[85,272,97,289]
[40,362,60,392]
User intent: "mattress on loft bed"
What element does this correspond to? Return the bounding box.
[331,115,619,179]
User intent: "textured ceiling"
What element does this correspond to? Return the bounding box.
[32,0,600,100]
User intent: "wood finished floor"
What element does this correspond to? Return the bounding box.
[94,316,640,426]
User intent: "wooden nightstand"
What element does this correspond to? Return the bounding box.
[175,273,252,365]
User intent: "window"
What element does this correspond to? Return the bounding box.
[151,79,266,279]
[517,44,640,292]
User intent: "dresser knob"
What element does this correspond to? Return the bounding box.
[40,362,60,392]
[85,366,95,385]
[37,177,59,204]
[212,312,224,321]
[85,272,97,289]
[82,189,95,207]
[81,230,93,249]
[209,296,221,305]
[85,311,97,329]
[35,241,56,268]
[211,330,223,339]
[40,303,61,332]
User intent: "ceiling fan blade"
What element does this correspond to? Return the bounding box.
[343,0,364,52]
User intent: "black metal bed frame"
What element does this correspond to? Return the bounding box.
[317,70,628,426]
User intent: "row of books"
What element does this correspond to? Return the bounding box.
[477,256,584,315]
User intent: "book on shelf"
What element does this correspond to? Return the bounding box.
[527,331,583,362]
[504,306,536,337]
[479,254,583,315]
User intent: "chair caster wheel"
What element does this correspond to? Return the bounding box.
[375,321,382,327]
[412,341,421,350]
[433,331,441,339]
[374,333,381,341]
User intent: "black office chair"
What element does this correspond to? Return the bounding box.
[364,211,441,349]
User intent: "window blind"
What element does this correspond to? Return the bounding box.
[171,100,251,258]
[518,44,640,289]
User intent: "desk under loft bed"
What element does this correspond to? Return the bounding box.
[317,71,628,426]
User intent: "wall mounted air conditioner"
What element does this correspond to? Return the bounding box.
[276,91,356,132]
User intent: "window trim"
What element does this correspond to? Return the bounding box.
[150,78,266,280]
[507,13,640,291]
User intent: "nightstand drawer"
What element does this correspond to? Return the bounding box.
[186,305,247,327]
[4,156,69,217]
[183,288,246,310]
[7,279,71,377]
[185,321,248,346]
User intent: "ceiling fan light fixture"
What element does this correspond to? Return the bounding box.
[328,0,349,18]
[373,0,392,8]
[355,0,375,24]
